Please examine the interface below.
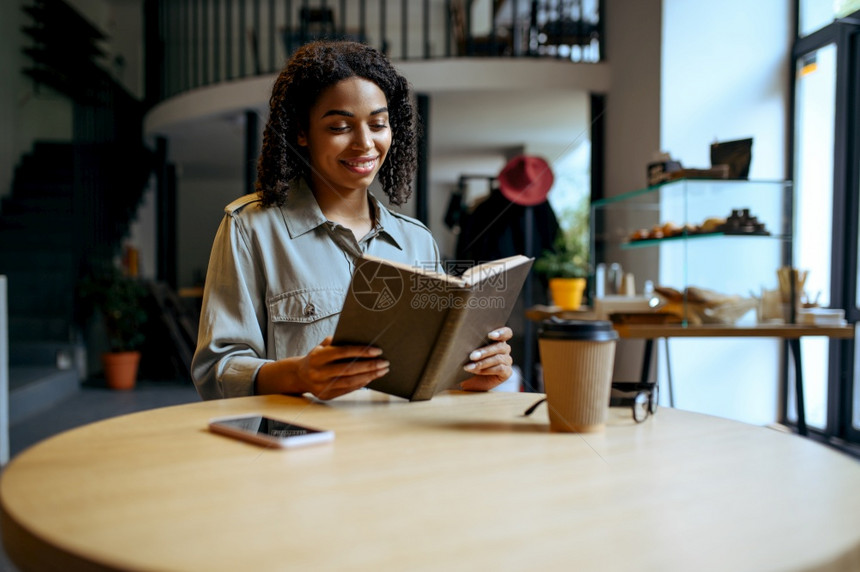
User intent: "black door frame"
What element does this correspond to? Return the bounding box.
[790,6,860,447]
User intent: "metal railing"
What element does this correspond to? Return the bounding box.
[151,0,603,101]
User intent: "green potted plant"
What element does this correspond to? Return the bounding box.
[535,198,589,309]
[77,265,149,389]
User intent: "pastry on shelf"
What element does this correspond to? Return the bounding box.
[628,222,683,241]
[654,286,684,302]
[653,285,756,325]
[629,228,651,241]
[661,221,682,237]
[699,217,726,233]
[681,223,698,235]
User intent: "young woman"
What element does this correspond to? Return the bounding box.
[191,40,514,400]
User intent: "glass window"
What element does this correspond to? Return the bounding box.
[795,45,836,310]
[800,0,860,37]
[838,0,860,17]
[793,43,837,429]
[800,0,836,37]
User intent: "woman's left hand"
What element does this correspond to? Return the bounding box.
[460,327,514,392]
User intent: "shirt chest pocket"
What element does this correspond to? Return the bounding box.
[269,287,344,323]
[268,287,346,359]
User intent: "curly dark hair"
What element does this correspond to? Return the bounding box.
[256,40,418,207]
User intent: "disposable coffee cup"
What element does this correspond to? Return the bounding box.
[538,318,618,433]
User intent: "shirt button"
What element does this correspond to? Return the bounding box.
[304,303,316,317]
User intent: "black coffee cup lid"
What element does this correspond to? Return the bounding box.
[539,317,618,342]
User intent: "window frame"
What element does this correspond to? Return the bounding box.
[789,4,860,447]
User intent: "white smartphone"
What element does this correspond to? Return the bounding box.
[208,414,334,449]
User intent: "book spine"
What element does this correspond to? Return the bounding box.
[410,291,471,401]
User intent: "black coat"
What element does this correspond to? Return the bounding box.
[455,189,560,272]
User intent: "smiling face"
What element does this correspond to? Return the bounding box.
[297,77,392,198]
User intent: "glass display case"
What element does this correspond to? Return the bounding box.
[590,178,793,325]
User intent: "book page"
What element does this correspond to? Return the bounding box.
[415,256,533,398]
[459,255,531,287]
[360,254,465,287]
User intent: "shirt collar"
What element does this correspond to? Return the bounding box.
[280,178,329,238]
[281,178,405,250]
[369,193,405,251]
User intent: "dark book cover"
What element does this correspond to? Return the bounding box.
[332,255,533,400]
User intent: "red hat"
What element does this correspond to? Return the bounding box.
[497,155,554,206]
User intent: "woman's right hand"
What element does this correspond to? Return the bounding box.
[256,336,389,400]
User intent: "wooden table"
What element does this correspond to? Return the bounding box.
[614,323,854,436]
[609,323,855,340]
[3,391,860,571]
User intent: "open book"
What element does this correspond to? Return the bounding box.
[332,254,533,401]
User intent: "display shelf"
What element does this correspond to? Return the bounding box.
[621,231,790,250]
[592,178,791,242]
[590,178,793,325]
[592,177,788,206]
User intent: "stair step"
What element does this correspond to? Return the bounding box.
[0,212,75,231]
[10,340,83,368]
[31,141,74,160]
[9,316,74,343]
[18,146,74,175]
[31,141,74,155]
[9,366,80,425]
[15,161,74,178]
[3,273,76,318]
[5,296,74,319]
[6,302,73,320]
[4,268,77,287]
[11,182,74,197]
[2,139,144,378]
[0,250,76,272]
[2,195,74,215]
[0,228,75,248]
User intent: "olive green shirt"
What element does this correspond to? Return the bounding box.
[191,179,440,400]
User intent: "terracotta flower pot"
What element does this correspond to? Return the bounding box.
[101,351,141,390]
[549,277,587,310]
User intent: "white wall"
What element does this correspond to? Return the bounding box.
[167,110,249,288]
[604,0,662,198]
[658,0,792,425]
[596,0,664,389]
[177,177,246,288]
[127,177,158,279]
[67,0,145,99]
[661,2,789,179]
[101,0,145,100]
[602,0,663,289]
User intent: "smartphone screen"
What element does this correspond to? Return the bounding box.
[209,415,334,448]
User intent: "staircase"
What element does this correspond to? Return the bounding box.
[0,142,84,423]
[2,1,160,430]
